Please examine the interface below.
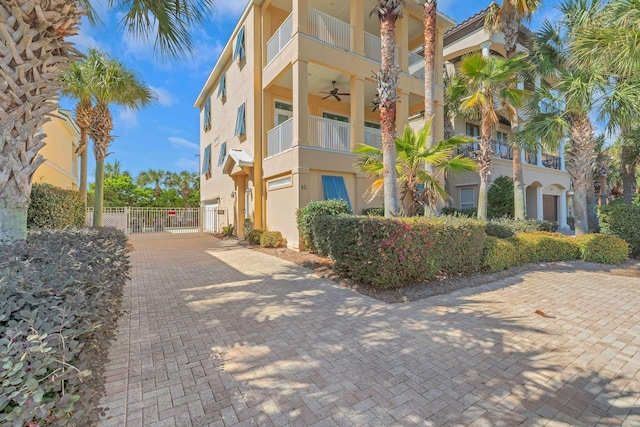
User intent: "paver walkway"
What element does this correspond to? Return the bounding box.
[99,236,640,426]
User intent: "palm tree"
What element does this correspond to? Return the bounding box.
[0,0,214,242]
[448,52,528,220]
[166,171,199,203]
[104,160,130,179]
[355,119,478,216]
[620,128,640,204]
[86,50,154,227]
[485,0,543,220]
[371,0,404,218]
[61,62,93,210]
[138,169,168,198]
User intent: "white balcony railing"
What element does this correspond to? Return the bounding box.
[308,8,351,51]
[266,13,293,64]
[408,51,424,81]
[308,115,350,152]
[364,32,398,64]
[364,127,382,149]
[266,117,293,157]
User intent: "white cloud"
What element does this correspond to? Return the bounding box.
[150,86,177,107]
[168,136,199,151]
[214,1,249,20]
[176,157,199,171]
[118,108,138,128]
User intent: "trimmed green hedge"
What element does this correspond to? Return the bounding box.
[511,232,580,263]
[312,215,485,289]
[260,231,283,248]
[296,200,351,252]
[28,183,85,229]
[598,204,640,258]
[440,207,477,217]
[483,236,518,272]
[0,228,130,426]
[485,217,558,238]
[362,207,384,216]
[245,229,265,245]
[576,234,629,264]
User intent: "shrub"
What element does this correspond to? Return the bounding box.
[486,218,558,238]
[27,183,85,229]
[511,232,580,263]
[483,236,518,272]
[441,207,477,217]
[487,176,514,219]
[260,231,283,248]
[576,234,629,264]
[362,207,384,216]
[245,229,265,245]
[0,228,130,426]
[221,225,234,237]
[598,204,640,258]
[311,215,485,289]
[296,200,351,252]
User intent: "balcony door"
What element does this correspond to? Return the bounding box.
[274,101,293,126]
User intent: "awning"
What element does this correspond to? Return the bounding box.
[222,148,254,176]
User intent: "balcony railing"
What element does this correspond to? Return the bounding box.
[364,32,398,64]
[266,13,293,64]
[459,140,562,170]
[524,151,538,165]
[364,127,382,149]
[266,118,293,157]
[408,51,424,81]
[491,140,513,160]
[308,8,351,51]
[308,115,350,152]
[542,153,561,170]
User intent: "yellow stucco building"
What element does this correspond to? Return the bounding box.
[33,108,80,190]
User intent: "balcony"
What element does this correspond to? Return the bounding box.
[266,13,293,64]
[308,8,351,51]
[364,127,382,149]
[266,118,293,157]
[458,141,563,170]
[542,153,561,170]
[308,115,350,152]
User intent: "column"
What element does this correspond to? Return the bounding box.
[480,41,492,58]
[536,187,544,220]
[537,146,543,167]
[350,76,365,150]
[396,9,409,72]
[559,190,568,229]
[397,91,409,134]
[350,0,365,55]
[292,0,308,36]
[559,139,566,171]
[292,60,309,148]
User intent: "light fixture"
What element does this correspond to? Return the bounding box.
[231,191,236,198]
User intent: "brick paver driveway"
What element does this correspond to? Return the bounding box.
[99,237,640,426]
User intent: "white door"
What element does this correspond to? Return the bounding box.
[204,204,218,233]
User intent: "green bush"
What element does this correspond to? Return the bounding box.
[245,229,265,245]
[485,218,558,238]
[311,215,485,289]
[482,236,518,272]
[511,232,580,263]
[441,207,477,217]
[576,234,629,264]
[260,231,283,248]
[0,228,130,426]
[487,175,514,219]
[362,207,384,216]
[221,225,234,237]
[27,183,85,229]
[598,204,640,258]
[296,200,351,252]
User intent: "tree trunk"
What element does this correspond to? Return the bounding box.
[477,136,492,220]
[79,129,89,208]
[0,1,82,242]
[93,159,105,227]
[89,102,113,227]
[378,11,400,218]
[510,113,525,220]
[621,144,638,204]
[572,179,589,237]
[566,114,595,236]
[422,0,437,216]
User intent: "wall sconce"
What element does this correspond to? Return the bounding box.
[245,188,252,196]
[230,191,236,198]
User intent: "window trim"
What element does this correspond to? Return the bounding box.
[267,176,292,191]
[233,26,246,62]
[465,122,480,138]
[217,73,226,101]
[202,144,212,176]
[203,97,211,132]
[322,111,350,123]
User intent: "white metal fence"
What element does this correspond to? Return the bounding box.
[266,13,293,64]
[308,8,351,51]
[266,117,293,157]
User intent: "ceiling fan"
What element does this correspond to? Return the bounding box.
[321,81,350,102]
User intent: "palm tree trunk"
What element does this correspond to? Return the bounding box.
[89,103,113,227]
[79,129,89,208]
[422,0,437,216]
[566,114,595,236]
[0,0,81,241]
[378,11,400,218]
[586,174,599,231]
[477,136,492,220]
[621,144,638,204]
[93,159,105,227]
[511,113,525,219]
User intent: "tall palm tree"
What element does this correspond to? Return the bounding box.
[167,171,199,200]
[86,50,154,227]
[0,0,214,242]
[486,0,542,220]
[449,52,528,220]
[355,119,478,216]
[371,0,404,218]
[138,169,168,198]
[620,128,640,204]
[104,160,130,179]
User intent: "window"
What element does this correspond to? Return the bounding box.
[465,123,479,138]
[322,175,352,211]
[496,131,508,143]
[322,112,349,123]
[203,97,211,131]
[460,187,475,210]
[233,26,245,62]
[235,103,246,137]
[217,142,227,166]
[267,176,292,190]
[217,73,226,100]
[364,121,381,129]
[274,101,293,125]
[202,144,211,176]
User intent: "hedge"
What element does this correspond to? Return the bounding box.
[485,217,558,238]
[296,200,351,252]
[28,183,85,229]
[245,229,265,245]
[598,204,640,258]
[0,228,130,426]
[260,231,283,248]
[511,232,580,263]
[362,207,384,216]
[312,215,485,289]
[440,207,477,218]
[483,236,518,273]
[576,234,629,264]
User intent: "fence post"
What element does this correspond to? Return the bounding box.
[199,204,204,236]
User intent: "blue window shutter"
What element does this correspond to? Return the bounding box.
[217,142,227,166]
[202,145,211,175]
[322,175,352,211]
[234,26,245,61]
[217,73,226,99]
[203,98,211,131]
[235,103,246,136]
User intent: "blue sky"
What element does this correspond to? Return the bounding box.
[61,0,562,181]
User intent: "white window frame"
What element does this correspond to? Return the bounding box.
[460,187,475,210]
[267,176,292,191]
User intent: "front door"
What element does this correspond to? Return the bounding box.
[543,195,558,222]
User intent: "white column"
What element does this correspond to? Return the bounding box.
[480,41,492,58]
[292,0,308,36]
[292,60,308,148]
[559,139,566,171]
[559,190,568,229]
[537,146,543,167]
[536,187,544,220]
[350,76,365,151]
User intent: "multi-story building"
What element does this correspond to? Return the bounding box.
[442,6,571,228]
[32,108,80,190]
[195,0,455,247]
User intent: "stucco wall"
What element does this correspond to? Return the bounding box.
[33,112,79,189]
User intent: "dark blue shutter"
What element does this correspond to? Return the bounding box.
[217,73,226,99]
[202,145,211,175]
[235,103,246,136]
[322,175,352,211]
[218,142,227,166]
[203,98,211,131]
[234,26,245,61]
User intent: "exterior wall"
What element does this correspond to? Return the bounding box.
[33,110,79,190]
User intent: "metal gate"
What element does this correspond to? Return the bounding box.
[86,207,217,239]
